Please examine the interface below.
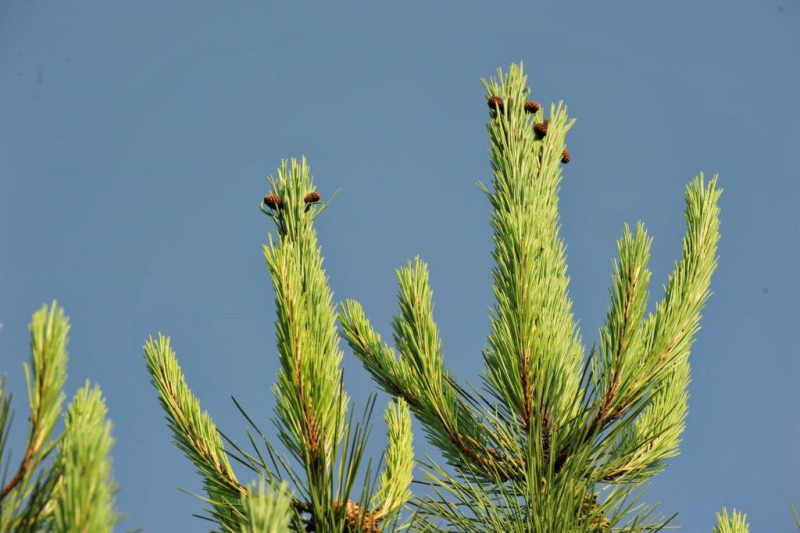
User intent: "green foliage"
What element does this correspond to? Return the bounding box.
[712,508,749,533]
[262,160,349,476]
[145,158,414,532]
[238,480,293,533]
[0,302,120,532]
[340,63,728,531]
[144,335,244,530]
[373,400,413,519]
[53,382,118,533]
[143,64,794,531]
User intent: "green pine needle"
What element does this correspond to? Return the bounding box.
[713,507,749,533]
[52,382,119,533]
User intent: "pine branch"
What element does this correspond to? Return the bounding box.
[372,399,413,524]
[1,303,124,532]
[1,303,68,504]
[339,293,522,482]
[143,334,247,529]
[480,66,583,439]
[4,466,60,533]
[52,382,119,533]
[262,158,349,529]
[392,259,513,476]
[1,302,68,533]
[147,158,415,531]
[595,222,653,424]
[648,176,721,367]
[343,63,727,530]
[602,176,721,481]
[548,224,654,475]
[263,159,347,461]
[143,66,741,530]
[262,158,417,532]
[338,300,422,410]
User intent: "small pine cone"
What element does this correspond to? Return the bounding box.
[304,191,322,204]
[561,148,571,164]
[361,510,382,533]
[487,96,504,112]
[524,100,541,114]
[263,193,283,209]
[534,119,550,139]
[345,500,360,528]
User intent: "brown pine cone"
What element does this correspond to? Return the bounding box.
[304,191,322,204]
[487,96,504,113]
[561,148,571,164]
[524,100,541,114]
[534,119,550,139]
[263,193,283,209]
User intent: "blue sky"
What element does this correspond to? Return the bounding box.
[1,1,798,530]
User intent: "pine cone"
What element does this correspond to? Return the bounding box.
[561,148,571,164]
[534,119,550,139]
[524,100,541,114]
[263,193,283,209]
[360,510,382,533]
[487,96,504,113]
[304,191,322,204]
[347,501,360,528]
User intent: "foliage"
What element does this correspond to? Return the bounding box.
[338,63,737,531]
[52,382,118,533]
[144,64,800,531]
[144,158,414,532]
[0,302,120,532]
[712,508,748,533]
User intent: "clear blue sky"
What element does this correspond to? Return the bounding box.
[1,1,798,530]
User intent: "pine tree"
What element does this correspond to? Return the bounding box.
[144,158,414,532]
[143,64,799,531]
[337,63,746,531]
[0,302,120,532]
